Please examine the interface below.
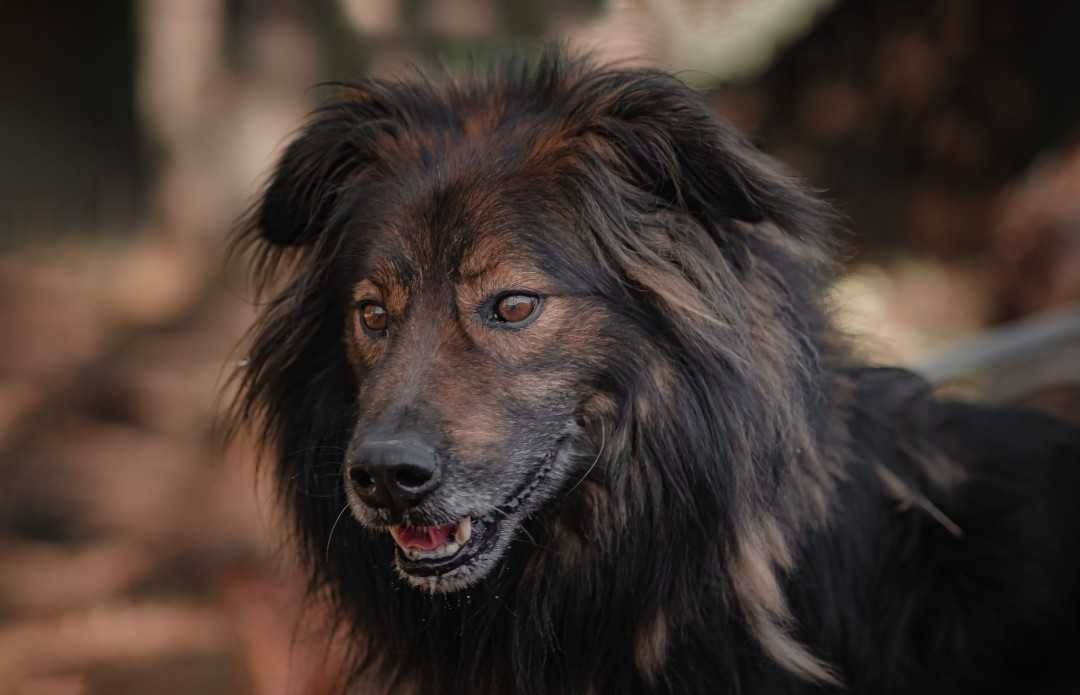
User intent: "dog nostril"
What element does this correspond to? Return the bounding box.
[394,464,433,490]
[350,467,376,491]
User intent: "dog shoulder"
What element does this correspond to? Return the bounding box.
[839,368,1080,689]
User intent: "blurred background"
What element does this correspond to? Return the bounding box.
[2,1,1079,693]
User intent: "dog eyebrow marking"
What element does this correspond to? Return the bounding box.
[457,234,512,281]
[352,266,412,317]
[455,230,559,292]
[351,279,381,304]
[455,250,559,314]
[457,259,501,284]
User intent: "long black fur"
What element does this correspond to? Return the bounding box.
[231,50,1080,694]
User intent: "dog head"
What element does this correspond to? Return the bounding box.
[234,52,838,600]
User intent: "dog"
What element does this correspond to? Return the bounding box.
[231,51,1080,694]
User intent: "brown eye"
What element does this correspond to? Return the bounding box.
[358,302,388,334]
[493,293,540,325]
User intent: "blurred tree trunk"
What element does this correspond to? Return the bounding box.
[0,4,143,245]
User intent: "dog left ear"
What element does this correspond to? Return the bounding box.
[579,71,833,241]
[254,86,405,247]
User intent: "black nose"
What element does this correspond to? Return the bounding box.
[348,434,441,512]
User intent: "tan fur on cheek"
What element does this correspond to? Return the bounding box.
[344,312,385,370]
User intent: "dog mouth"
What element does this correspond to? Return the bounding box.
[389,517,499,577]
[386,438,566,589]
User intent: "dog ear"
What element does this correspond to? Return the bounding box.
[577,71,834,243]
[256,88,402,246]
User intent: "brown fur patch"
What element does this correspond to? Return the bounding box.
[636,359,676,421]
[440,401,506,461]
[422,317,508,462]
[732,525,790,618]
[457,234,514,281]
[761,516,795,572]
[622,256,731,330]
[351,279,381,306]
[633,609,670,682]
[551,479,611,574]
[461,105,502,141]
[649,360,676,396]
[581,391,619,423]
[731,523,840,685]
[877,467,964,538]
[548,518,586,570]
[526,125,577,164]
[456,261,558,303]
[904,436,969,491]
[434,360,505,464]
[345,321,383,370]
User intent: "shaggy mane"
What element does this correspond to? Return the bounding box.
[229,48,1080,695]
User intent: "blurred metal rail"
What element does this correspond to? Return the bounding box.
[915,305,1080,386]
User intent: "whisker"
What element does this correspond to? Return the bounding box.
[518,524,541,548]
[563,423,605,497]
[325,503,351,560]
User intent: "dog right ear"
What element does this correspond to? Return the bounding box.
[256,88,401,246]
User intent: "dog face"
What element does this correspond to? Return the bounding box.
[333,168,614,591]
[236,54,837,597]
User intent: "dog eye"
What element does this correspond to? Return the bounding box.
[357,301,389,335]
[492,293,540,326]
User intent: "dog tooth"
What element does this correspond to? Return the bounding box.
[455,518,472,544]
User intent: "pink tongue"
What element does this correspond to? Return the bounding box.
[391,524,453,551]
